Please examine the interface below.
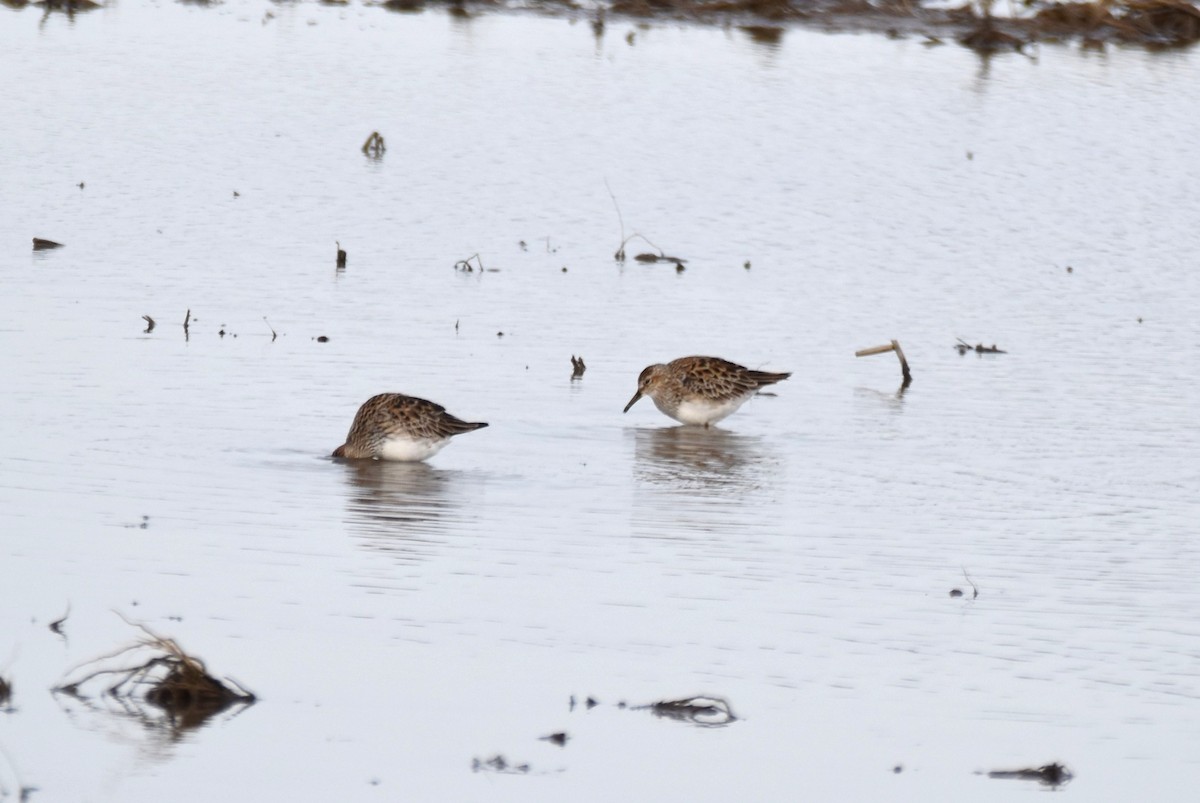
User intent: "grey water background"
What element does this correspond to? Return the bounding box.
[3,1,1200,799]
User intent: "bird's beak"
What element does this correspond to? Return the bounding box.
[623,389,643,413]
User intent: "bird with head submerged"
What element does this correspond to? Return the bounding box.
[332,393,487,461]
[623,355,790,427]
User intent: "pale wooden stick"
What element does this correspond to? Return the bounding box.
[856,340,912,385]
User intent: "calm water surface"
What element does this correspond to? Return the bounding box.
[2,2,1200,800]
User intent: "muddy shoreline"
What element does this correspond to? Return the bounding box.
[393,0,1200,52]
[10,0,1199,52]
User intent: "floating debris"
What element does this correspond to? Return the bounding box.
[568,695,600,711]
[743,260,751,270]
[49,604,70,636]
[454,254,484,273]
[633,252,687,268]
[263,317,277,342]
[955,338,1007,355]
[142,315,156,334]
[55,620,255,734]
[32,238,63,250]
[471,754,529,774]
[361,131,386,157]
[336,241,347,269]
[622,695,737,727]
[539,732,569,746]
[570,355,586,380]
[855,340,912,388]
[316,335,329,343]
[987,763,1072,787]
[604,183,686,265]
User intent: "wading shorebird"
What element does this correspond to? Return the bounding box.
[623,356,790,427]
[332,393,487,461]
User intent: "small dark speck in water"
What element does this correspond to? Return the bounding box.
[1137,317,1143,323]
[540,732,569,746]
[744,260,751,269]
[78,181,85,189]
[966,150,974,160]
[518,240,527,250]
[316,335,329,343]
[497,331,504,338]
[233,190,240,198]
[950,588,964,598]
[1066,265,1074,273]
[561,266,568,272]
[893,765,903,774]
[369,779,380,786]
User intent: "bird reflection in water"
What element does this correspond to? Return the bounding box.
[630,426,784,550]
[632,425,777,492]
[339,459,465,562]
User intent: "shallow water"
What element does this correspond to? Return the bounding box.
[2,2,1200,800]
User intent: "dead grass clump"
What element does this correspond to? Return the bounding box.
[740,24,786,43]
[702,0,796,19]
[959,13,1026,51]
[382,0,425,11]
[621,695,737,726]
[56,621,255,732]
[1121,0,1200,43]
[1034,1,1122,32]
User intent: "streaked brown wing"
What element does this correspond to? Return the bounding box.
[675,357,758,401]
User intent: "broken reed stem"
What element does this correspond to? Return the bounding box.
[855,339,912,384]
[605,178,626,259]
[855,343,896,358]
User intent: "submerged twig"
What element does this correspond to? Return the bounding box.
[263,317,277,342]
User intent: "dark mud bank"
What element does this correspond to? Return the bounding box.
[395,0,1200,52]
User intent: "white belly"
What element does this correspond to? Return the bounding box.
[378,436,450,462]
[666,395,750,426]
